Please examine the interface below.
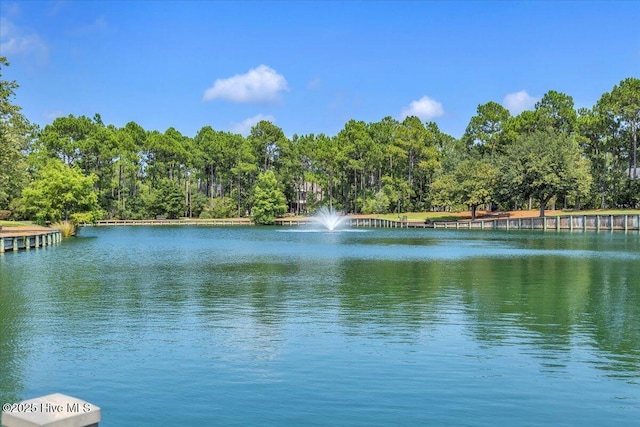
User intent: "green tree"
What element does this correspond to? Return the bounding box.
[463,101,511,158]
[194,126,223,199]
[228,134,257,216]
[199,197,236,219]
[534,90,577,134]
[597,78,640,181]
[499,130,592,217]
[454,159,498,219]
[249,120,288,172]
[39,115,96,166]
[251,170,287,225]
[430,159,497,219]
[576,107,611,209]
[0,57,34,210]
[20,159,101,223]
[430,173,457,211]
[307,133,343,209]
[110,124,142,218]
[337,120,373,213]
[362,190,391,214]
[145,178,185,219]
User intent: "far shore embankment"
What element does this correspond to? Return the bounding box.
[71,209,640,232]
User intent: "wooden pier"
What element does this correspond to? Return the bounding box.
[0,228,62,253]
[432,214,640,232]
[274,217,425,228]
[275,214,640,232]
[81,214,640,232]
[88,218,252,226]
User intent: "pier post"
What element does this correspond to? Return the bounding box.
[570,216,573,232]
[35,235,40,248]
[583,215,587,232]
[1,393,101,427]
[13,237,18,252]
[25,236,29,250]
[0,237,4,253]
[624,215,628,233]
[596,215,600,232]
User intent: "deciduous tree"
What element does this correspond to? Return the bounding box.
[20,159,101,223]
[251,170,287,225]
[498,130,592,217]
[0,57,35,210]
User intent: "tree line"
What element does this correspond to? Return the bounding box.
[1,57,638,224]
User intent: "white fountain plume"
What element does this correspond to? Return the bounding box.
[313,206,348,231]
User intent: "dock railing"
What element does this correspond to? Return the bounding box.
[87,218,252,226]
[432,214,640,232]
[79,214,640,232]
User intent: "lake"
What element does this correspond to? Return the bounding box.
[1,226,639,426]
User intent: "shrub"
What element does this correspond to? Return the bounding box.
[200,197,236,218]
[52,220,76,237]
[362,191,390,214]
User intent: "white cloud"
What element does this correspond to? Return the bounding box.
[230,113,276,136]
[203,65,289,104]
[502,90,538,114]
[400,96,444,121]
[0,18,47,60]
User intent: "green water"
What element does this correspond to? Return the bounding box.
[1,227,638,426]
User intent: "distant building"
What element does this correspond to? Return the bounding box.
[626,167,640,180]
[292,181,323,214]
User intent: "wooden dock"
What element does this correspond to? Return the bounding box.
[275,214,640,231]
[0,228,62,253]
[88,218,252,226]
[274,217,425,228]
[432,214,640,232]
[81,214,639,232]
[88,217,421,228]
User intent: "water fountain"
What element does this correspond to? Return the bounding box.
[313,206,348,231]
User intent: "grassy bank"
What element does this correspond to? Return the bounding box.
[0,220,30,227]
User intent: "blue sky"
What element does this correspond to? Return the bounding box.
[1,1,638,139]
